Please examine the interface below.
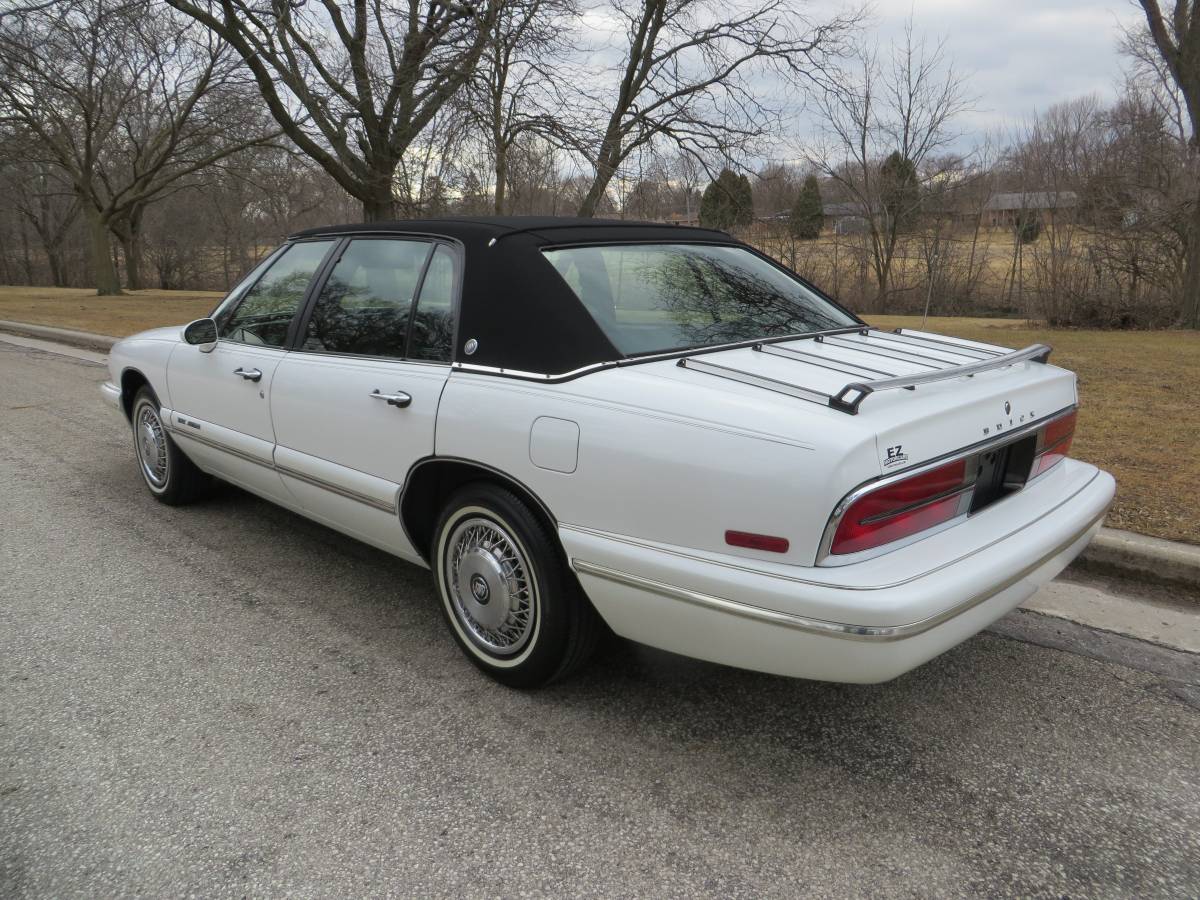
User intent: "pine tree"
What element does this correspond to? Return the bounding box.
[880,151,919,230]
[698,169,751,230]
[790,175,823,239]
[699,179,725,229]
[734,173,754,227]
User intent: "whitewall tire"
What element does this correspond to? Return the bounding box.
[432,483,600,687]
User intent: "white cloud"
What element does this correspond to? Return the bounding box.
[856,0,1143,133]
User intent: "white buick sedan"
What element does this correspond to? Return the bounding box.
[102,217,1115,687]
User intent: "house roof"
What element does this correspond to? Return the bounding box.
[822,202,870,218]
[983,192,1079,211]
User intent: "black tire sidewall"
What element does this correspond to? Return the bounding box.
[432,484,572,686]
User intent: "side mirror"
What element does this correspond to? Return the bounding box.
[183,318,218,353]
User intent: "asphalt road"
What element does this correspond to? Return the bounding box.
[2,339,1198,898]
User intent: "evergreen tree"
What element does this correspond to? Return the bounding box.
[1015,210,1042,244]
[734,173,754,227]
[879,151,919,230]
[698,168,754,230]
[790,174,823,239]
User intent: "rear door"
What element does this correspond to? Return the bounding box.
[166,239,336,505]
[269,238,460,560]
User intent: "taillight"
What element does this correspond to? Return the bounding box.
[829,459,970,556]
[1031,409,1076,477]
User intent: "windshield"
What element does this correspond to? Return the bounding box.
[543,243,858,356]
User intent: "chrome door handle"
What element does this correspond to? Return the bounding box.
[370,389,412,408]
[233,367,263,382]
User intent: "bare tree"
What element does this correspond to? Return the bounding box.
[0,0,272,293]
[468,0,579,213]
[165,0,502,222]
[572,0,856,217]
[805,19,970,311]
[0,132,80,286]
[1128,1,1200,326]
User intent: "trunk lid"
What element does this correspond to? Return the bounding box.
[661,327,1076,474]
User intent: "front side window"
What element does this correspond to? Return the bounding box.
[543,243,858,357]
[218,240,334,347]
[302,239,431,358]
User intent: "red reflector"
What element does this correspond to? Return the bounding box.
[829,459,968,556]
[725,530,790,553]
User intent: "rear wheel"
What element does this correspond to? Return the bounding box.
[130,387,209,505]
[432,483,599,687]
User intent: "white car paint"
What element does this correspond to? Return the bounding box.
[103,323,1114,683]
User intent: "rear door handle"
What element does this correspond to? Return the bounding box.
[370,389,412,408]
[233,367,263,382]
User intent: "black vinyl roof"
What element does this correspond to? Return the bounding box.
[286,216,753,377]
[289,215,732,245]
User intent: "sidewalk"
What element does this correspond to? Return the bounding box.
[2,317,1197,596]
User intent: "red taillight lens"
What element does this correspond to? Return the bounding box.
[1032,409,1077,477]
[725,530,790,553]
[829,459,969,556]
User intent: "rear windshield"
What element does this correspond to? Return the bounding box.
[543,243,857,356]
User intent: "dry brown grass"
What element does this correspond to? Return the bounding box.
[0,286,1195,544]
[0,286,221,336]
[869,315,1200,545]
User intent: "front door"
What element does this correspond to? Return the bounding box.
[166,239,337,505]
[270,238,459,560]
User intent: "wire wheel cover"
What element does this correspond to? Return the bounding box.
[135,403,168,488]
[444,516,536,655]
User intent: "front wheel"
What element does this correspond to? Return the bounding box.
[130,387,209,505]
[432,483,600,687]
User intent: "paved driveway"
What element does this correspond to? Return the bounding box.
[1,340,1198,898]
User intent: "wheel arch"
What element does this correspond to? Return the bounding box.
[399,457,561,565]
[119,367,153,420]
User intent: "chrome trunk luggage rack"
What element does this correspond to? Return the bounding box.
[677,327,1052,415]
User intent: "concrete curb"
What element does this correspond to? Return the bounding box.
[1,318,1196,591]
[0,319,118,353]
[1070,528,1200,594]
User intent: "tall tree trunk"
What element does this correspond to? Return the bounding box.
[577,167,615,218]
[493,142,508,215]
[578,133,622,217]
[84,204,122,296]
[361,162,398,222]
[362,197,397,222]
[119,206,145,291]
[1183,205,1200,327]
[19,219,33,285]
[46,243,66,287]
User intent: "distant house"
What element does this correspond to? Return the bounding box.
[822,201,871,235]
[982,191,1078,229]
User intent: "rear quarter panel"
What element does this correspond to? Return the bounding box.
[434,369,879,566]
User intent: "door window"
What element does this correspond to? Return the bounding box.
[302,239,431,358]
[409,245,457,362]
[218,240,334,347]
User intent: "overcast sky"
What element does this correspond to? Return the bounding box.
[847,0,1144,136]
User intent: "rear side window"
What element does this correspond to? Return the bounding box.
[302,239,431,358]
[218,240,334,347]
[409,245,457,362]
